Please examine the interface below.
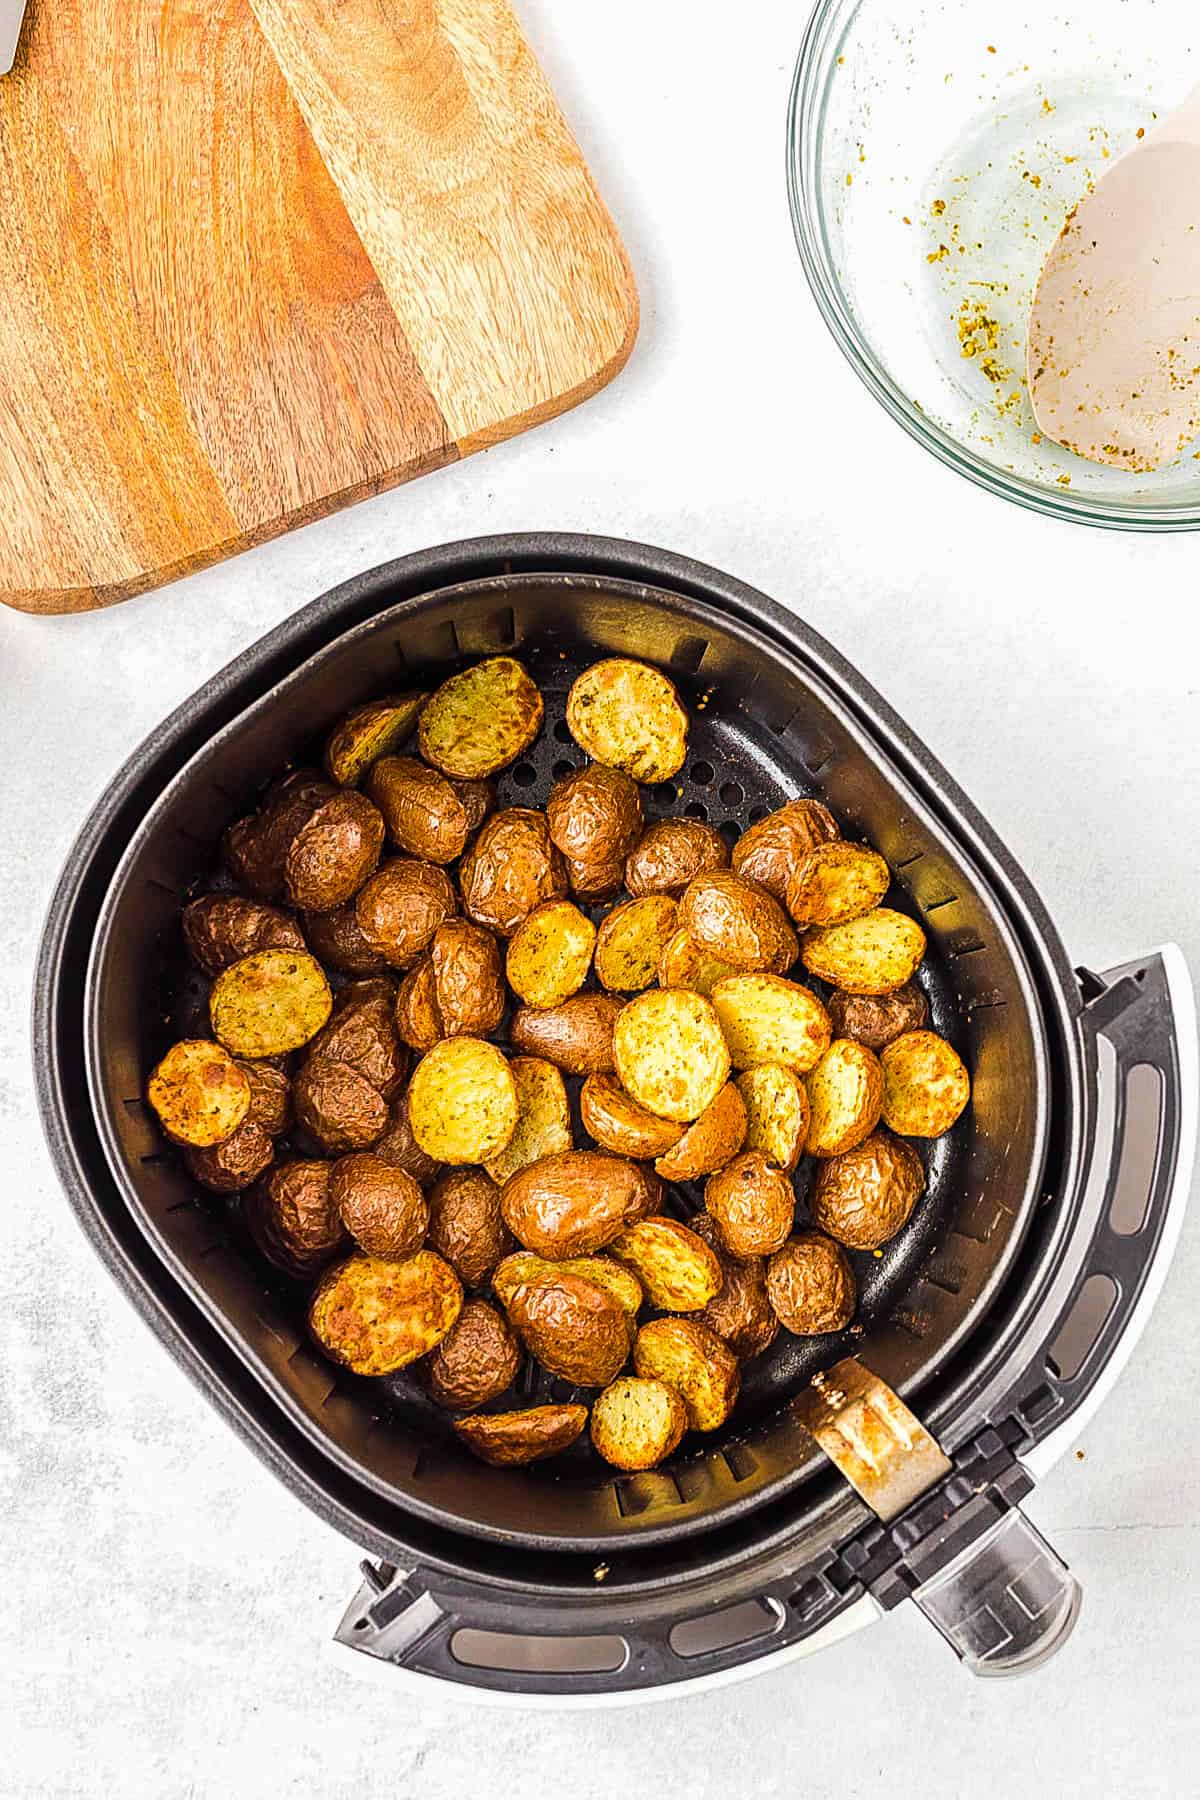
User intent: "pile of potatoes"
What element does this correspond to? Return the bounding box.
[146,654,969,1473]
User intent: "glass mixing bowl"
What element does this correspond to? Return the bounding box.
[788,0,1200,528]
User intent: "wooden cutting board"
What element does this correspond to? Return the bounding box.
[0,1,637,614]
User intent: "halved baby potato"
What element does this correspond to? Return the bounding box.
[786,840,890,929]
[418,657,544,780]
[483,1056,573,1186]
[407,1037,518,1164]
[308,1249,462,1375]
[657,927,741,999]
[147,1039,251,1147]
[880,1030,970,1137]
[690,1214,780,1361]
[566,658,689,783]
[633,1317,740,1432]
[704,1152,795,1257]
[594,895,680,993]
[591,1376,688,1471]
[502,1265,631,1386]
[801,908,926,996]
[612,988,731,1123]
[805,1039,884,1158]
[609,1216,723,1312]
[736,1063,810,1173]
[510,994,622,1076]
[653,1081,747,1182]
[766,1232,856,1336]
[494,1251,643,1324]
[506,899,596,1009]
[500,1150,657,1258]
[579,1073,686,1160]
[678,871,798,974]
[827,982,929,1051]
[210,949,333,1058]
[324,692,426,787]
[453,1404,589,1466]
[731,798,839,901]
[710,974,831,1073]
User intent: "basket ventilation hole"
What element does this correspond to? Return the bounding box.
[690,761,714,787]
[553,719,574,745]
[747,805,769,825]
[669,635,708,674]
[511,762,537,788]
[551,760,576,781]
[719,780,743,807]
[684,802,708,822]
[668,1598,783,1660]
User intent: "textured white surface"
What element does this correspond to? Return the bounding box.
[2,3,1199,1793]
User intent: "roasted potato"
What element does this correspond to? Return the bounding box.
[710,974,831,1074]
[239,1058,293,1136]
[147,1039,250,1147]
[612,988,730,1123]
[656,927,741,999]
[394,959,442,1051]
[309,1250,462,1375]
[459,808,567,938]
[633,1318,740,1432]
[502,1266,630,1386]
[624,819,728,898]
[678,871,799,974]
[500,1150,656,1258]
[505,900,596,1009]
[293,1058,389,1154]
[210,949,333,1058]
[731,799,839,902]
[827,982,930,1051]
[301,902,388,977]
[566,658,688,783]
[427,1168,512,1287]
[365,755,477,864]
[767,1232,856,1335]
[183,1122,275,1193]
[880,1030,970,1137]
[483,1057,573,1185]
[373,1099,442,1186]
[182,894,305,978]
[810,1131,925,1249]
[590,1377,688,1471]
[689,1214,779,1360]
[579,1073,685,1159]
[330,1152,429,1258]
[426,1300,521,1411]
[407,1038,518,1164]
[609,1216,722,1312]
[493,1251,643,1326]
[284,790,385,913]
[307,977,406,1099]
[805,1038,884,1158]
[428,919,506,1039]
[354,858,458,969]
[653,1080,747,1181]
[704,1152,795,1257]
[786,840,890,930]
[595,896,680,993]
[564,852,626,903]
[223,770,335,902]
[324,692,426,787]
[418,657,544,780]
[454,1404,588,1466]
[509,994,622,1075]
[801,908,926,996]
[246,1158,347,1279]
[546,763,642,863]
[735,1063,809,1174]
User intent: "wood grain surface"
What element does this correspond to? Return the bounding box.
[0,0,638,614]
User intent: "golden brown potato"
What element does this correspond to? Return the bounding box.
[426,1300,521,1411]
[591,1377,688,1471]
[786,840,890,929]
[301,902,388,977]
[656,928,741,999]
[324,692,426,787]
[494,1251,643,1325]
[238,1059,293,1136]
[595,896,680,993]
[678,871,799,975]
[827,982,929,1051]
[307,977,406,1100]
[689,1215,779,1360]
[365,755,492,865]
[309,1250,462,1375]
[505,900,596,1009]
[354,859,458,969]
[810,1131,925,1250]
[394,959,442,1051]
[766,1232,856,1335]
[801,909,926,996]
[293,1059,389,1154]
[483,1057,573,1186]
[566,658,688,783]
[609,1216,722,1312]
[407,1038,518,1164]
[373,1098,442,1187]
[579,1073,685,1159]
[710,974,831,1073]
[147,1039,251,1147]
[704,1152,795,1257]
[624,819,728,898]
[330,1153,429,1258]
[500,1150,656,1258]
[459,809,568,938]
[509,994,623,1076]
[731,799,839,902]
[653,1081,747,1181]
[546,763,643,863]
[453,1404,588,1466]
[633,1318,740,1432]
[612,989,730,1123]
[182,894,306,978]
[564,852,626,903]
[210,949,333,1059]
[427,1168,512,1287]
[805,1039,884,1158]
[735,1064,809,1174]
[429,919,506,1039]
[223,770,335,902]
[502,1266,630,1386]
[880,1030,970,1137]
[418,657,544,780]
[183,1122,275,1193]
[246,1159,347,1279]
[284,791,385,913]
[451,777,495,835]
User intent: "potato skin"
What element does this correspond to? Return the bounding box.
[293,1058,389,1154]
[731,799,839,902]
[625,819,728,897]
[458,809,567,937]
[613,988,731,1124]
[301,902,388,977]
[307,977,406,1100]
[566,658,688,783]
[766,1232,856,1335]
[590,1377,687,1471]
[418,657,544,780]
[580,1073,685,1159]
[505,900,596,1010]
[633,1318,740,1432]
[501,1151,656,1258]
[595,896,680,993]
[246,1159,347,1279]
[509,994,622,1076]
[182,894,305,978]
[805,1039,884,1158]
[454,1404,588,1466]
[786,840,890,929]
[801,908,926,996]
[880,1030,970,1137]
[210,949,333,1059]
[810,1131,925,1250]
[324,692,426,787]
[147,1039,250,1147]
[365,755,473,864]
[704,1152,795,1257]
[653,1081,747,1181]
[656,927,740,999]
[546,763,642,863]
[430,919,506,1039]
[284,790,385,913]
[679,872,799,974]
[503,1267,630,1386]
[373,1099,442,1186]
[223,770,335,902]
[394,958,442,1051]
[239,1059,293,1136]
[564,852,626,903]
[355,859,458,969]
[309,1250,462,1375]
[711,974,832,1074]
[493,1251,643,1323]
[427,1168,513,1287]
[827,982,929,1050]
[426,1300,521,1410]
[609,1216,723,1312]
[483,1057,573,1186]
[690,1215,779,1360]
[331,1153,429,1258]
[183,1122,275,1192]
[407,1038,518,1164]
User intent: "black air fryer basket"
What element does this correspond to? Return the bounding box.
[36,535,1195,1700]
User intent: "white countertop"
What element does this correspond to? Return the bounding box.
[3,4,1198,1793]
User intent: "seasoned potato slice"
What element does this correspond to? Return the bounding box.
[612,989,730,1123]
[365,755,475,864]
[805,1039,884,1158]
[302,902,388,977]
[810,1131,925,1250]
[546,763,643,863]
[880,1030,970,1137]
[293,1057,388,1153]
[595,896,680,992]
[355,859,458,969]
[307,976,406,1099]
[766,1232,856,1335]
[690,1215,779,1360]
[483,1057,573,1185]
[459,809,567,937]
[625,819,728,897]
[566,658,688,783]
[609,1216,722,1312]
[704,1152,795,1256]
[331,1153,429,1259]
[183,1122,274,1193]
[427,1168,512,1287]
[827,982,929,1050]
[786,840,890,929]
[407,1038,518,1164]
[736,1063,809,1173]
[500,1151,657,1258]
[653,1081,747,1181]
[503,1266,631,1386]
[579,1073,685,1159]
[454,1404,588,1466]
[510,994,622,1075]
[427,1300,521,1411]
[284,791,385,913]
[731,799,839,901]
[679,871,798,974]
[147,1039,251,1147]
[246,1158,347,1278]
[633,1318,740,1433]
[210,950,333,1058]
[309,1250,462,1375]
[801,908,926,996]
[711,974,831,1073]
[182,894,305,978]
[494,1251,643,1322]
[506,900,596,1009]
[591,1377,688,1471]
[324,692,426,787]
[657,927,741,999]
[418,657,544,779]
